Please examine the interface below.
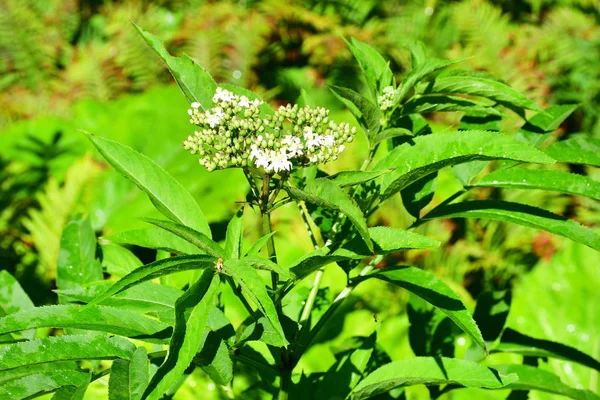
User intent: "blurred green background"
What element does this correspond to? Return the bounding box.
[1,0,599,398]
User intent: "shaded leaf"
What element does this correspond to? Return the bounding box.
[109,347,149,400]
[328,170,394,188]
[0,370,90,400]
[105,228,199,255]
[473,290,511,343]
[330,85,381,137]
[350,357,517,400]
[100,243,142,277]
[402,95,501,116]
[372,128,414,146]
[194,333,232,385]
[423,200,600,251]
[86,134,211,237]
[363,266,485,349]
[401,173,436,219]
[395,59,464,105]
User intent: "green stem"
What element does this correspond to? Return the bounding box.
[260,174,279,290]
[278,369,291,400]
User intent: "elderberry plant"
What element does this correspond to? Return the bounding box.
[0,24,599,400]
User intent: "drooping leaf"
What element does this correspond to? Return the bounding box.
[0,370,90,400]
[544,135,600,167]
[375,130,555,200]
[87,255,217,306]
[0,335,136,371]
[0,305,170,342]
[494,328,600,372]
[402,95,501,116]
[143,218,226,258]
[422,200,600,251]
[55,282,182,317]
[144,270,220,400]
[109,347,149,400]
[105,228,199,255]
[395,58,464,105]
[287,178,373,252]
[57,216,103,293]
[425,75,542,112]
[0,271,35,340]
[222,259,288,346]
[363,266,485,350]
[349,357,517,400]
[328,169,394,188]
[330,85,381,138]
[494,364,600,400]
[86,134,211,237]
[472,169,600,200]
[133,23,216,110]
[224,209,244,259]
[100,243,143,277]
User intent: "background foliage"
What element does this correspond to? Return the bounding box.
[0,0,599,399]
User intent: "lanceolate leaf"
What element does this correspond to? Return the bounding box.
[0,305,170,342]
[222,260,288,346]
[109,347,149,400]
[349,357,517,400]
[422,200,600,251]
[425,75,542,112]
[494,364,600,400]
[100,243,143,277]
[395,58,464,105]
[0,370,91,400]
[133,23,216,110]
[494,328,600,372]
[374,130,555,200]
[0,335,136,371]
[346,38,394,97]
[372,128,414,146]
[364,267,485,350]
[143,218,226,258]
[55,282,182,316]
[0,271,35,340]
[328,170,394,188]
[330,85,381,137]
[224,209,244,259]
[242,256,291,280]
[144,270,220,400]
[52,377,90,400]
[342,227,441,257]
[86,134,211,237]
[514,104,579,148]
[244,232,275,257]
[87,255,217,306]
[544,135,600,167]
[402,95,501,116]
[287,179,373,252]
[289,247,363,281]
[472,169,600,200]
[0,362,78,386]
[105,228,199,255]
[57,216,103,293]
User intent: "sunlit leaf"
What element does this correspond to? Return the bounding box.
[0,370,90,400]
[224,209,244,259]
[109,347,149,400]
[544,135,600,167]
[0,271,35,340]
[105,228,199,255]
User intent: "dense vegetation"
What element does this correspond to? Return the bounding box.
[0,1,598,399]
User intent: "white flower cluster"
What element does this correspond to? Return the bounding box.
[378,86,396,111]
[183,88,356,173]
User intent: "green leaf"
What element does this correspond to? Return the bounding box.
[422,200,600,251]
[0,362,78,386]
[100,243,143,277]
[289,247,362,281]
[374,130,555,200]
[472,169,600,200]
[472,290,511,343]
[494,364,600,400]
[86,134,211,237]
[330,85,381,138]
[144,270,220,400]
[401,173,437,219]
[365,266,485,350]
[344,227,441,257]
[297,88,316,108]
[242,256,291,281]
[244,232,275,257]
[287,179,373,252]
[87,255,217,306]
[0,370,90,400]
[425,75,542,112]
[544,135,600,167]
[132,23,216,110]
[0,305,170,342]
[52,377,90,400]
[224,209,244,259]
[350,357,517,400]
[328,170,394,188]
[0,335,135,371]
[372,128,414,146]
[55,282,182,316]
[345,38,394,99]
[194,333,233,385]
[409,41,427,69]
[395,58,464,105]
[109,347,149,400]
[222,259,288,346]
[105,228,200,255]
[143,218,226,258]
[514,104,579,148]
[238,316,293,347]
[494,328,600,372]
[0,271,35,340]
[407,296,455,358]
[57,216,103,293]
[402,95,501,116]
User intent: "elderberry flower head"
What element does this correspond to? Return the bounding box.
[183,88,356,173]
[378,86,396,111]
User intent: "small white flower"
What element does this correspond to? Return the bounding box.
[187,109,193,116]
[191,102,201,109]
[206,107,225,128]
[254,153,271,169]
[252,99,263,107]
[249,145,263,160]
[322,135,335,147]
[270,151,292,173]
[338,144,346,153]
[281,135,303,157]
[212,88,235,103]
[239,96,251,108]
